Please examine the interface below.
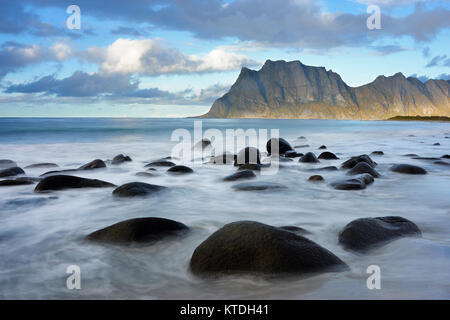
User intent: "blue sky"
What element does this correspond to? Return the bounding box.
[0,0,449,117]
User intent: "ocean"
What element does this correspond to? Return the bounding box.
[0,118,449,299]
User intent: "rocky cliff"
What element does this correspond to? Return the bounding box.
[201,60,450,120]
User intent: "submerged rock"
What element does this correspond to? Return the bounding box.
[347,162,380,178]
[190,221,347,276]
[78,159,106,170]
[341,154,377,169]
[371,151,384,155]
[338,216,422,252]
[318,151,339,160]
[111,154,132,165]
[310,166,338,172]
[234,147,261,166]
[390,164,427,174]
[223,169,256,182]
[24,163,58,169]
[86,217,188,244]
[266,138,294,155]
[299,152,319,163]
[0,159,17,169]
[112,182,167,198]
[35,175,116,192]
[145,160,176,168]
[167,165,193,174]
[308,175,324,182]
[331,174,374,190]
[0,167,25,178]
[135,171,157,177]
[232,181,286,191]
[0,179,35,186]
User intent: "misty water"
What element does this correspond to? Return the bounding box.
[0,118,449,299]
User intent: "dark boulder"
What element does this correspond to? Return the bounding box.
[167,165,193,174]
[318,145,327,149]
[223,169,256,182]
[390,164,427,174]
[145,160,176,167]
[338,216,422,252]
[209,153,235,165]
[341,154,377,169]
[0,159,17,169]
[308,175,324,182]
[0,167,25,178]
[433,142,440,146]
[331,174,374,190]
[284,150,303,158]
[112,182,166,197]
[78,159,106,170]
[266,138,294,155]
[35,175,116,192]
[24,163,58,169]
[371,151,384,155]
[299,152,319,163]
[40,169,77,177]
[347,162,380,178]
[111,154,132,165]
[232,182,286,191]
[0,179,35,186]
[234,147,261,166]
[86,217,188,244]
[318,151,339,160]
[190,221,347,276]
[442,155,450,159]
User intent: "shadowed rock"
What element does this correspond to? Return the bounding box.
[266,138,294,155]
[341,154,377,169]
[299,152,319,163]
[111,154,132,165]
[167,165,193,174]
[35,175,116,192]
[24,163,58,169]
[78,159,106,170]
[234,147,261,166]
[223,169,256,181]
[190,221,348,276]
[112,182,167,198]
[338,216,421,252]
[347,162,380,178]
[145,160,176,167]
[0,167,25,178]
[390,164,427,174]
[86,217,188,244]
[232,181,286,191]
[318,151,339,160]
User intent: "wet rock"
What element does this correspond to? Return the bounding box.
[234,147,261,166]
[331,174,374,190]
[318,151,339,160]
[310,166,338,172]
[266,138,294,155]
[371,151,384,155]
[0,159,17,169]
[112,182,167,198]
[209,153,235,165]
[78,159,106,170]
[0,167,25,178]
[190,221,347,276]
[167,165,193,174]
[24,163,58,169]
[347,162,380,178]
[232,182,286,191]
[35,175,116,192]
[441,155,450,159]
[0,179,35,186]
[145,160,176,168]
[299,152,319,163]
[390,164,427,174]
[338,216,422,252]
[318,145,327,149]
[86,217,188,244]
[284,150,303,158]
[237,163,262,171]
[308,175,324,182]
[223,169,256,182]
[111,154,132,165]
[341,154,377,169]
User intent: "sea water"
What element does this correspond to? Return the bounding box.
[0,118,449,299]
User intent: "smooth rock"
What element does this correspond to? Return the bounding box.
[232,182,286,191]
[347,162,380,178]
[234,147,261,166]
[318,151,339,160]
[318,145,327,149]
[111,154,132,165]
[78,159,106,170]
[35,175,115,192]
[308,175,324,182]
[112,182,167,198]
[223,170,256,181]
[341,154,377,169]
[284,151,303,158]
[371,151,384,155]
[0,159,17,169]
[0,167,25,178]
[24,163,58,169]
[266,138,294,155]
[299,152,319,163]
[390,164,427,174]
[167,165,193,174]
[145,160,176,167]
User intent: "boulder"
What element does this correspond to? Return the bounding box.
[390,164,427,174]
[24,163,58,169]
[35,175,116,192]
[338,216,421,252]
[145,160,176,168]
[0,167,25,178]
[266,138,294,155]
[234,147,261,166]
[232,182,286,191]
[371,151,384,155]
[284,151,303,158]
[167,165,193,174]
[78,159,106,170]
[190,221,347,276]
[112,182,166,197]
[308,175,324,182]
[341,154,377,169]
[299,152,319,163]
[223,169,256,182]
[318,145,327,149]
[347,162,380,178]
[442,155,450,159]
[318,151,339,160]
[111,154,132,165]
[86,217,188,244]
[331,174,374,190]
[0,159,17,169]
[433,142,440,146]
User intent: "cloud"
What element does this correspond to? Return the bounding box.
[409,73,450,82]
[87,38,258,76]
[425,54,450,67]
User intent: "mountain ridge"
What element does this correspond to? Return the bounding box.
[201,60,450,120]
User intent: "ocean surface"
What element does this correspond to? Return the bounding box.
[0,118,449,299]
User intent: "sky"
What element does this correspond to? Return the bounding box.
[0,0,449,117]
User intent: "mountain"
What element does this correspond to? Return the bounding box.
[201,60,450,120]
